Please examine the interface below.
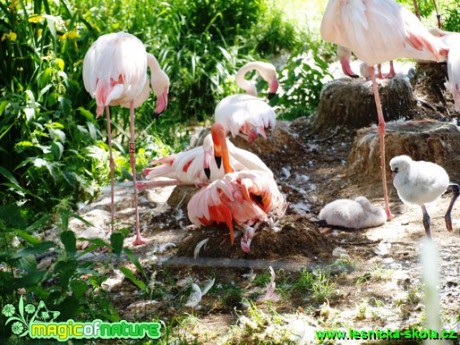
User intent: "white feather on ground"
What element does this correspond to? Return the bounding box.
[318,196,386,229]
[184,278,215,308]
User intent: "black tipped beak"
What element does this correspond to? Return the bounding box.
[153,112,162,120]
[215,156,222,169]
[268,92,276,100]
[204,167,211,179]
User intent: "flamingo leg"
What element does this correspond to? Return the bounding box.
[106,106,115,233]
[129,100,145,245]
[421,205,432,238]
[445,183,459,232]
[369,66,393,221]
[384,61,396,79]
[377,64,383,79]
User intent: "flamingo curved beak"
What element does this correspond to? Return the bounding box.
[268,79,279,99]
[153,88,168,119]
[203,147,213,179]
[340,58,359,78]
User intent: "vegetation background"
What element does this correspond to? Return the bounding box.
[0,0,458,342]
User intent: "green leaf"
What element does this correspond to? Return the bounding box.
[12,255,37,272]
[0,203,26,229]
[51,142,64,160]
[15,230,41,245]
[0,100,8,115]
[119,266,146,291]
[60,231,76,257]
[123,248,144,275]
[14,271,46,288]
[25,214,52,233]
[110,233,124,257]
[54,259,78,287]
[77,107,95,121]
[12,242,54,258]
[70,279,88,299]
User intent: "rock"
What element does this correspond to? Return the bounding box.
[68,209,111,240]
[313,76,417,132]
[347,120,460,184]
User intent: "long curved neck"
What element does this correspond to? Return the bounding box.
[147,53,169,95]
[220,138,234,174]
[147,53,161,75]
[235,62,261,96]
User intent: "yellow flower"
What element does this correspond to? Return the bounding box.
[67,30,79,39]
[60,30,80,41]
[28,14,44,23]
[1,31,17,42]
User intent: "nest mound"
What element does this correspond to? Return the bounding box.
[176,216,333,261]
[313,76,417,132]
[347,120,460,185]
[413,62,448,105]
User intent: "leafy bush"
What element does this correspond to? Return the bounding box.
[442,8,460,31]
[274,49,332,120]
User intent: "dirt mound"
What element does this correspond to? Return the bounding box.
[347,120,460,185]
[176,216,333,260]
[313,76,417,132]
[413,62,448,106]
[230,121,304,156]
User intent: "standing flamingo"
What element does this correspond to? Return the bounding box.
[187,123,285,248]
[214,61,278,142]
[338,45,396,79]
[83,32,170,245]
[136,132,272,189]
[390,155,459,238]
[321,0,448,220]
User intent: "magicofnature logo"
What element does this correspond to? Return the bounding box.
[3,297,161,342]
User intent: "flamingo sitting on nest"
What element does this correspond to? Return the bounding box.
[137,131,272,189]
[83,32,169,245]
[187,123,285,250]
[321,0,449,221]
[214,61,278,143]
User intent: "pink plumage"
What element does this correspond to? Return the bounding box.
[214,61,278,143]
[82,32,169,245]
[187,170,285,246]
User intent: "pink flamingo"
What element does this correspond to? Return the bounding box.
[187,123,285,248]
[136,132,272,189]
[83,32,170,245]
[321,0,448,220]
[430,28,460,111]
[214,61,278,142]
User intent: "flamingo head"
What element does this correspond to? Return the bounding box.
[153,87,169,119]
[203,135,214,179]
[211,123,226,165]
[211,123,233,173]
[152,69,170,119]
[268,78,279,99]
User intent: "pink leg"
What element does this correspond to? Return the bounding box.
[377,64,383,79]
[129,100,145,245]
[369,66,393,221]
[106,106,115,233]
[384,61,396,79]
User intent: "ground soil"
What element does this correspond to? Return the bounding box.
[47,67,460,344]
